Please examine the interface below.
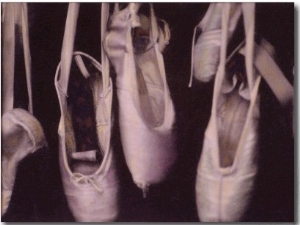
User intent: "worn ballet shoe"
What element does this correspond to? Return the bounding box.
[1,108,47,216]
[190,3,242,84]
[195,3,260,222]
[104,3,176,196]
[55,52,119,222]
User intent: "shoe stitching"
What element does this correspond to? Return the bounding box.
[70,173,103,193]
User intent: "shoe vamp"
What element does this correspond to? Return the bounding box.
[196,172,256,222]
[63,168,119,222]
[220,174,256,221]
[118,88,174,128]
[198,123,258,180]
[121,123,176,185]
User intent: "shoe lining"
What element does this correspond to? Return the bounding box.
[2,120,32,188]
[65,58,103,175]
[133,14,165,127]
[217,69,250,168]
[2,124,32,159]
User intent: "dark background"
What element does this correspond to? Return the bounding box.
[2,3,294,222]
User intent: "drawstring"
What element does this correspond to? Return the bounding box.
[70,173,104,193]
[74,55,90,78]
[136,182,149,198]
[55,51,104,99]
[142,186,149,198]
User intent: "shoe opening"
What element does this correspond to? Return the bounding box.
[132,12,166,128]
[65,55,104,175]
[217,55,250,168]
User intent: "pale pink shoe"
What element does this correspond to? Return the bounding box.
[195,3,261,222]
[104,3,176,196]
[55,51,119,222]
[190,3,242,84]
[2,3,43,216]
[1,108,47,215]
[54,4,118,221]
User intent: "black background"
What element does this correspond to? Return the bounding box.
[2,3,294,222]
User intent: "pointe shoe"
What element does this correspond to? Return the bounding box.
[104,3,176,196]
[55,52,119,222]
[196,53,261,221]
[191,3,242,83]
[195,4,260,222]
[1,108,47,216]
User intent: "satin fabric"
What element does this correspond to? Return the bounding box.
[104,3,176,195]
